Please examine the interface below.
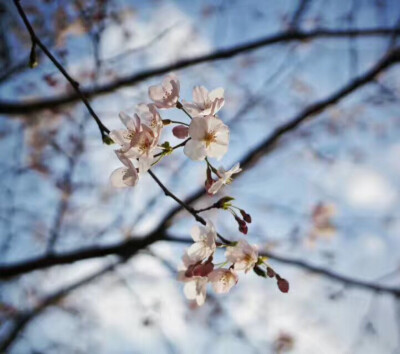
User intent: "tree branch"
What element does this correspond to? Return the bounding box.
[12,0,110,139]
[0,259,123,352]
[1,27,400,114]
[158,46,400,225]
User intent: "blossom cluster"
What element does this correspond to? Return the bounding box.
[109,74,289,305]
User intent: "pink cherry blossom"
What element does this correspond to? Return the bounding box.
[136,103,163,137]
[184,116,229,161]
[110,111,142,152]
[187,221,217,262]
[225,239,258,273]
[172,125,189,139]
[178,252,212,306]
[183,86,224,116]
[148,74,180,109]
[208,163,242,195]
[110,150,139,188]
[124,125,160,173]
[208,268,238,294]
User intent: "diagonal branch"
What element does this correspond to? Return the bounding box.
[0,259,123,352]
[1,47,400,280]
[158,46,400,225]
[12,0,110,139]
[1,27,400,114]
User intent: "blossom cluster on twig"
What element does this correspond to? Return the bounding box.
[110,74,289,305]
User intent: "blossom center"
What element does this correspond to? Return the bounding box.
[204,131,217,147]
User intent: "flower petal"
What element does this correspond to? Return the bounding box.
[184,139,207,161]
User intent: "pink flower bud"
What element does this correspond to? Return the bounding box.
[172,125,189,139]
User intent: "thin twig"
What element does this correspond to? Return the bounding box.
[12,0,110,139]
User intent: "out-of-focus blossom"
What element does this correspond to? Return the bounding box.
[226,239,258,273]
[110,150,139,188]
[183,277,208,306]
[172,125,189,139]
[148,74,180,109]
[184,116,229,161]
[208,268,238,294]
[187,221,217,262]
[183,86,224,116]
[208,163,242,194]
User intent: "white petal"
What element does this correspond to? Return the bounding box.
[184,139,207,161]
[208,87,224,100]
[110,167,138,188]
[208,179,224,194]
[206,142,228,160]
[110,129,130,148]
[193,86,209,108]
[191,225,203,242]
[183,281,197,300]
[188,117,208,140]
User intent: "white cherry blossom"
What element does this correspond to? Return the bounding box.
[124,125,160,173]
[183,86,224,116]
[225,239,258,273]
[178,252,212,306]
[110,150,139,188]
[110,111,141,152]
[208,268,238,294]
[184,116,229,161]
[136,103,163,137]
[187,221,217,262]
[208,163,242,195]
[148,74,180,109]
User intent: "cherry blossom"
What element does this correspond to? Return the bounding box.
[187,221,217,262]
[123,125,160,173]
[110,111,142,152]
[208,268,238,294]
[207,163,242,194]
[148,74,180,109]
[226,239,258,273]
[110,150,139,188]
[178,252,212,306]
[184,116,229,161]
[136,103,163,137]
[183,86,224,116]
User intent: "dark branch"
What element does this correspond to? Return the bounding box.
[157,46,400,225]
[0,259,123,352]
[12,0,110,138]
[1,27,400,114]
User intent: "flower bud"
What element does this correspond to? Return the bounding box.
[266,267,276,278]
[172,125,189,139]
[240,209,252,223]
[234,215,248,235]
[253,266,266,277]
[215,196,235,209]
[277,278,289,293]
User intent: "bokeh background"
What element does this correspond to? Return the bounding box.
[1,0,400,353]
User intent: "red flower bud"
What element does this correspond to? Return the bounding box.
[277,278,289,293]
[266,267,275,278]
[240,209,252,223]
[172,125,189,139]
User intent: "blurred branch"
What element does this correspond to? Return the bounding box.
[163,236,400,296]
[2,27,400,114]
[290,0,312,29]
[159,46,400,226]
[12,0,110,139]
[1,46,400,281]
[0,259,123,352]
